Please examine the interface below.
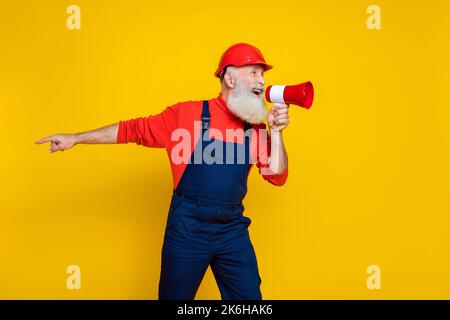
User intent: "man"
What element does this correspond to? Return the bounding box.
[36,43,290,300]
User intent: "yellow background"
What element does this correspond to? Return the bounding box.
[1,0,449,299]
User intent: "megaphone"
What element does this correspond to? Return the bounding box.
[265,81,314,109]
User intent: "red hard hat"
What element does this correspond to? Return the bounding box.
[214,43,273,78]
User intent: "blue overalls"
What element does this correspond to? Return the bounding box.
[158,101,262,300]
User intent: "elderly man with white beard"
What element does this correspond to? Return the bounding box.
[36,43,290,300]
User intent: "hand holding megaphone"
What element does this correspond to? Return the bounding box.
[265,81,314,109]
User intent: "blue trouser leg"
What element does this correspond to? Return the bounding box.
[158,194,262,300]
[211,230,262,300]
[158,196,211,300]
[158,235,210,300]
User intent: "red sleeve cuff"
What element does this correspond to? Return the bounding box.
[260,166,288,186]
[116,121,127,144]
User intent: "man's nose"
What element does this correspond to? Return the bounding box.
[257,75,265,86]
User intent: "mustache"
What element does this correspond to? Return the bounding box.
[251,86,265,93]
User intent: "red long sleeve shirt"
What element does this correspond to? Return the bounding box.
[117,94,288,190]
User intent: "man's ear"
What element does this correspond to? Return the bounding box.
[224,72,235,89]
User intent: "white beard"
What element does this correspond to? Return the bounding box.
[226,78,268,124]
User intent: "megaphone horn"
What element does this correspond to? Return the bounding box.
[265,81,314,109]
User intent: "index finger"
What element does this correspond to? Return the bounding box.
[35,136,53,144]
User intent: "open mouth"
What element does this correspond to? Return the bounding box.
[251,88,264,98]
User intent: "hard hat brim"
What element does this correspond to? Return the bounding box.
[215,62,273,78]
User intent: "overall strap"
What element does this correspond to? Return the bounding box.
[201,100,210,130]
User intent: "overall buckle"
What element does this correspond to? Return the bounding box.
[201,117,210,129]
